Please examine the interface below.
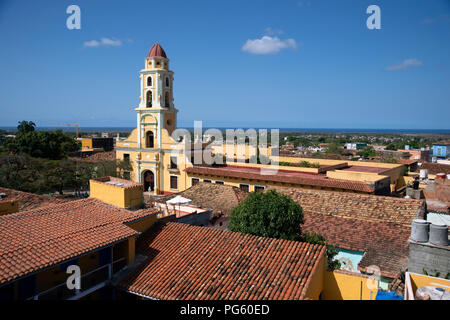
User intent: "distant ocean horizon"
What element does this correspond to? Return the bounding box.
[1,126,450,134]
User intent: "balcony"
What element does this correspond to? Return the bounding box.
[31,258,127,300]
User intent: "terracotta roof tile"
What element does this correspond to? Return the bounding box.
[419,162,450,175]
[119,222,326,300]
[0,198,158,285]
[186,165,376,193]
[268,187,422,278]
[0,187,74,211]
[271,187,425,225]
[302,212,410,278]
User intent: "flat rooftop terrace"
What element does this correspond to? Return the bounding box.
[340,166,388,174]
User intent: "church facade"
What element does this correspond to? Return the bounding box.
[115,44,191,194]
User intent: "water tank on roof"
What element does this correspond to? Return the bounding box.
[411,219,430,242]
[429,223,449,246]
[420,169,428,179]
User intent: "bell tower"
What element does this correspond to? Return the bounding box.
[136,43,178,148]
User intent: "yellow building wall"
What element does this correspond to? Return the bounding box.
[304,253,326,300]
[89,179,143,209]
[186,173,362,193]
[127,237,135,265]
[322,270,378,300]
[127,215,157,233]
[409,272,450,293]
[326,170,387,183]
[81,138,93,150]
[211,144,271,161]
[0,200,19,216]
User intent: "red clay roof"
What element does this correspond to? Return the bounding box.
[419,162,450,175]
[0,187,74,212]
[147,43,167,58]
[268,187,423,278]
[302,212,410,278]
[272,187,425,225]
[0,198,158,285]
[119,222,326,300]
[186,165,376,193]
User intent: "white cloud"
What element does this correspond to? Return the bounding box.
[420,14,450,25]
[264,27,284,36]
[385,58,423,71]
[297,1,311,7]
[83,37,123,48]
[242,36,297,55]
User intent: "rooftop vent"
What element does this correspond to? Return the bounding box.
[411,219,430,243]
[429,223,449,246]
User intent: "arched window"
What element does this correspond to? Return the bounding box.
[146,131,154,148]
[147,76,152,87]
[146,90,152,108]
[165,77,169,87]
[165,91,170,108]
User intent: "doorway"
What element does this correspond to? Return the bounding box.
[143,170,155,192]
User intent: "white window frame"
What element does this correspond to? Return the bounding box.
[203,179,212,183]
[215,180,225,185]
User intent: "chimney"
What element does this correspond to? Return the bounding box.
[411,219,430,242]
[429,223,449,246]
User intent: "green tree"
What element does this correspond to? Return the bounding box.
[356,146,377,158]
[326,142,342,155]
[4,124,78,160]
[228,189,341,270]
[228,189,304,241]
[17,120,36,133]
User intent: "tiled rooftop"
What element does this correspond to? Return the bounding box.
[271,187,425,225]
[270,187,425,278]
[0,198,158,285]
[0,187,74,211]
[119,222,326,300]
[186,165,376,193]
[419,162,450,175]
[302,212,410,278]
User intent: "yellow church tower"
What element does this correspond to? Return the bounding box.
[116,44,191,194]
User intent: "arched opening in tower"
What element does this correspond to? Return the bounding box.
[146,131,154,148]
[146,90,152,108]
[165,91,170,108]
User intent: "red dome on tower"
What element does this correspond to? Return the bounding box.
[147,43,167,58]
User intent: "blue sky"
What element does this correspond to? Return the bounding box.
[0,0,449,129]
